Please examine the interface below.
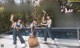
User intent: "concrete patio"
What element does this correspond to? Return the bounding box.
[0,34,80,48]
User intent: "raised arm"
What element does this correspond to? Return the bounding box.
[10,14,15,29]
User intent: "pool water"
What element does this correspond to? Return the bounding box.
[5,28,78,39]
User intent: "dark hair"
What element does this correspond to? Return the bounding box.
[33,19,37,21]
[18,18,22,20]
[16,18,22,22]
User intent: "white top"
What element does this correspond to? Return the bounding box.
[30,23,36,28]
[47,19,52,28]
[13,22,22,28]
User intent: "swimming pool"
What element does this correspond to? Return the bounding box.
[4,27,79,39]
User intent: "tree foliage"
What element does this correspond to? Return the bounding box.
[0,0,80,32]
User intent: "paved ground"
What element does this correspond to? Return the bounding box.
[0,34,80,48]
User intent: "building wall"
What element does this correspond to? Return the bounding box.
[55,12,80,27]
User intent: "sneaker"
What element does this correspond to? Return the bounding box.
[21,43,27,48]
[79,40,80,42]
[43,41,47,44]
[48,39,55,44]
[13,44,17,48]
[52,40,55,44]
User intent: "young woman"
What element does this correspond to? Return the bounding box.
[41,16,54,44]
[28,19,39,47]
[30,19,37,36]
[11,19,26,48]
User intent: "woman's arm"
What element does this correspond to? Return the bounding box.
[41,23,47,26]
[42,16,46,23]
[41,19,52,26]
[11,22,15,28]
[18,24,23,29]
[30,23,33,32]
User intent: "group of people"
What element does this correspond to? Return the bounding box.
[11,14,54,48]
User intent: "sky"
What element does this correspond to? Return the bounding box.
[0,0,40,6]
[14,0,20,4]
[0,0,21,4]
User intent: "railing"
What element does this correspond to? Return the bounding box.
[23,27,80,40]
[0,27,80,41]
